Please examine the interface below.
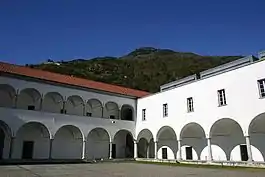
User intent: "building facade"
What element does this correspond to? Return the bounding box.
[0,50,265,164]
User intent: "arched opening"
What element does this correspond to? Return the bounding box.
[14,122,50,159]
[157,126,177,159]
[0,84,16,108]
[180,123,206,160]
[137,129,154,158]
[0,120,12,159]
[17,88,41,111]
[248,113,265,162]
[113,130,134,158]
[86,99,103,118]
[86,128,110,160]
[121,105,133,121]
[104,102,119,119]
[42,92,64,114]
[53,125,83,159]
[66,95,84,116]
[210,118,245,161]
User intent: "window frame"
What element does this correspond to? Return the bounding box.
[163,103,168,117]
[217,89,227,106]
[142,109,146,121]
[258,79,265,98]
[187,97,194,112]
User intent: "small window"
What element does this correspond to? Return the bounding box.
[218,89,227,106]
[142,109,146,121]
[258,79,265,98]
[163,103,168,117]
[109,115,115,119]
[187,97,194,112]
[86,112,92,117]
[28,105,35,110]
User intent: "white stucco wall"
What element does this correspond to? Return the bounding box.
[136,59,265,161]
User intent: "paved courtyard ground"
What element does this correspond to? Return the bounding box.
[1,162,265,177]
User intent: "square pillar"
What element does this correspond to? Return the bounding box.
[245,136,253,162]
[134,140,138,158]
[178,139,182,160]
[154,141,158,159]
[82,139,86,159]
[207,138,213,161]
[49,138,53,159]
[109,142,113,159]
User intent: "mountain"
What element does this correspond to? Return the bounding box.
[29,47,242,93]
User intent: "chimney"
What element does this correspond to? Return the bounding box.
[258,50,265,60]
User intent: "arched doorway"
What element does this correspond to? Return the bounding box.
[14,122,50,159]
[137,129,154,158]
[53,125,83,159]
[248,113,265,162]
[156,126,177,160]
[210,118,245,161]
[121,105,133,121]
[17,88,41,111]
[65,95,84,116]
[180,123,206,160]
[86,128,110,160]
[0,120,12,159]
[113,130,134,158]
[86,99,103,118]
[0,84,16,108]
[104,102,119,119]
[42,92,64,113]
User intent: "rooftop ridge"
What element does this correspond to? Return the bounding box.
[0,62,149,98]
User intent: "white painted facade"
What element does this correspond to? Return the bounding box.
[1,51,265,164]
[0,75,136,160]
[136,53,265,163]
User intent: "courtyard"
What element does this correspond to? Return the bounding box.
[0,162,265,177]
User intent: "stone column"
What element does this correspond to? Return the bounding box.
[207,138,213,161]
[118,108,121,120]
[62,100,66,114]
[154,141,158,159]
[101,103,105,118]
[178,139,182,160]
[13,93,18,109]
[245,136,253,162]
[49,139,53,159]
[83,103,86,116]
[9,137,14,159]
[82,139,86,159]
[134,140,138,158]
[109,141,113,159]
[39,94,43,111]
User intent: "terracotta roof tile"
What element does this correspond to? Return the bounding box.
[0,62,150,98]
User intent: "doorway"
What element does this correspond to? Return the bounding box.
[162,148,167,159]
[186,146,193,160]
[240,144,248,161]
[22,141,34,159]
[112,144,116,159]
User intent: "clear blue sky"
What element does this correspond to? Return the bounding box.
[1,0,265,65]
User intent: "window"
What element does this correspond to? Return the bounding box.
[187,97,194,112]
[218,89,227,106]
[28,105,35,110]
[258,79,265,98]
[142,109,146,121]
[86,112,92,117]
[163,103,168,117]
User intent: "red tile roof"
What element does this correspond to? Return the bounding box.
[0,62,150,98]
